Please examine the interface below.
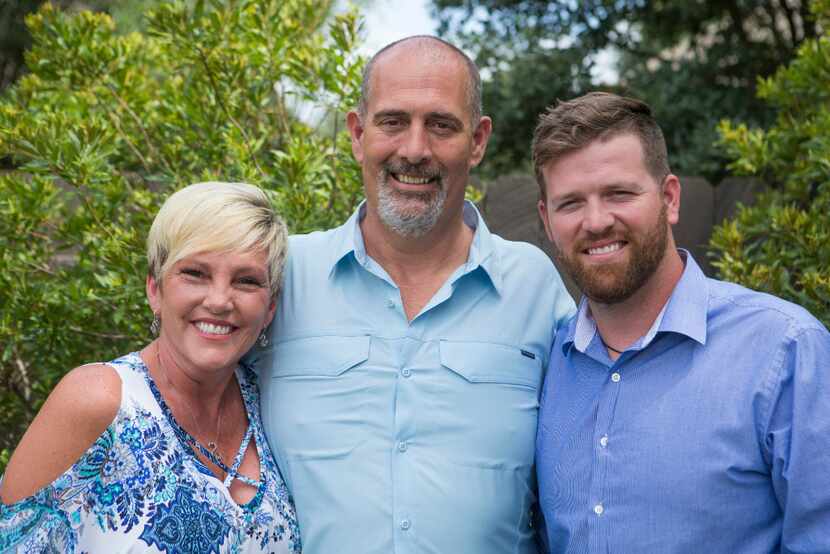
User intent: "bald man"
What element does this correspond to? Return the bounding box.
[257,36,575,553]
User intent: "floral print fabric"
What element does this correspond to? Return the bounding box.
[0,352,301,553]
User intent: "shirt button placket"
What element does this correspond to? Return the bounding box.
[589,366,622,553]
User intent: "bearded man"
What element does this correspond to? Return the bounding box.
[533,92,830,553]
[256,36,575,554]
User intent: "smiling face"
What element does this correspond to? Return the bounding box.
[147,249,276,376]
[538,133,680,305]
[346,42,491,237]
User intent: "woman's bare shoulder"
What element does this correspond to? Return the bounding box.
[51,363,122,422]
[0,363,122,504]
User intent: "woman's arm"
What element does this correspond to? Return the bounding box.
[0,363,121,504]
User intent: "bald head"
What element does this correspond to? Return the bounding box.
[358,36,482,125]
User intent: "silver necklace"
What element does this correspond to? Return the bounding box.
[156,346,225,462]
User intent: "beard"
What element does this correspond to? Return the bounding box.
[553,204,670,305]
[376,161,447,238]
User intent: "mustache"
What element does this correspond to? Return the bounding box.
[381,161,444,181]
[574,231,629,252]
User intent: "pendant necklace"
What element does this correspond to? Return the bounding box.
[156,346,225,462]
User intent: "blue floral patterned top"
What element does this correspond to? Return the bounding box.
[0,352,301,553]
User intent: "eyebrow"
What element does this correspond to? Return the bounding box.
[602,181,647,192]
[427,111,464,128]
[372,110,409,123]
[549,192,582,206]
[549,181,645,203]
[372,110,464,128]
[176,258,267,275]
[607,180,641,187]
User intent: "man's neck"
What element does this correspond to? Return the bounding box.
[590,249,685,355]
[360,205,474,320]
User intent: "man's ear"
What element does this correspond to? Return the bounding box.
[468,116,493,169]
[538,197,555,244]
[346,111,365,163]
[662,174,681,225]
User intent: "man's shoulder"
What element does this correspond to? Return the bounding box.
[706,276,826,336]
[489,233,555,271]
[488,234,575,315]
[284,224,348,267]
[288,226,342,250]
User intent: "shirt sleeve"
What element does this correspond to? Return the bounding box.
[763,324,830,552]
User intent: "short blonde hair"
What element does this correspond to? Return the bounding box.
[147,182,288,298]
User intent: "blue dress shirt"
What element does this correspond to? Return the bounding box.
[536,252,830,553]
[255,202,575,554]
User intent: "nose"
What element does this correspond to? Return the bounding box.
[582,200,615,235]
[203,282,233,313]
[397,123,431,165]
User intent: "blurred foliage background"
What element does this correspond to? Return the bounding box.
[0,0,828,472]
[711,0,830,327]
[432,0,828,328]
[0,0,364,467]
[431,0,818,181]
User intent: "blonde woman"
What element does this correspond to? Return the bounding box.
[0,182,300,553]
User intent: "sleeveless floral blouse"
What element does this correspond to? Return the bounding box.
[0,352,301,553]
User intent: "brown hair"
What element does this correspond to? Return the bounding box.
[532,92,669,200]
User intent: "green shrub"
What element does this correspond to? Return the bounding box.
[710,0,830,327]
[0,0,364,465]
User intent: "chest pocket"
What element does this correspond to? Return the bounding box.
[439,340,543,390]
[267,334,370,377]
[434,340,543,470]
[260,335,371,458]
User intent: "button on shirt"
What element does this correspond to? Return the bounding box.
[257,202,576,554]
[536,253,830,554]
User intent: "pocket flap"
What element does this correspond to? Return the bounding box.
[439,340,542,389]
[269,335,370,377]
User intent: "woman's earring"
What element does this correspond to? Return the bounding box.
[150,313,161,336]
[258,329,269,347]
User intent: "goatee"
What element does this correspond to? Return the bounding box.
[376,161,446,238]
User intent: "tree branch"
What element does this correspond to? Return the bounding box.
[194,45,266,179]
[328,109,339,211]
[21,258,57,276]
[606,29,672,65]
[776,0,802,45]
[104,82,176,177]
[12,353,33,409]
[724,0,753,51]
[68,326,131,340]
[761,2,789,53]
[799,0,817,41]
[106,111,151,173]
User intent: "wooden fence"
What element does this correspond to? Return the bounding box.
[479,173,764,298]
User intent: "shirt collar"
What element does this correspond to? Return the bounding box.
[562,250,709,355]
[328,200,504,294]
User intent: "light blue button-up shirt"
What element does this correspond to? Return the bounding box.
[256,202,575,554]
[537,252,830,553]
